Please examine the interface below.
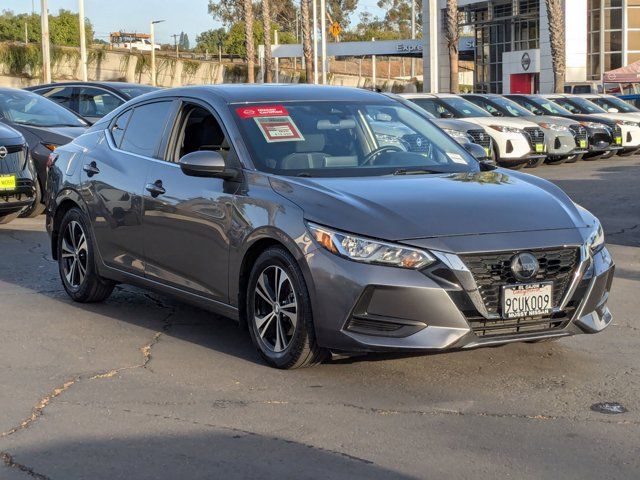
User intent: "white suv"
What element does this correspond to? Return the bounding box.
[401,93,546,169]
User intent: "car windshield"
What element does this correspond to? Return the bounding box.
[0,90,87,127]
[490,97,533,117]
[593,96,640,113]
[233,101,479,177]
[412,97,492,118]
[118,85,158,98]
[530,98,573,115]
[558,97,608,114]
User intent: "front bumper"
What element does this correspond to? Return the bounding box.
[306,238,614,353]
[544,130,576,156]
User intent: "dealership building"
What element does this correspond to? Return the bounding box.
[423,0,640,93]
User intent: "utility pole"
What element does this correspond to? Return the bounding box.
[274,30,279,83]
[171,34,180,57]
[320,0,327,84]
[312,0,319,84]
[79,0,88,81]
[150,20,165,87]
[410,0,416,78]
[41,0,51,83]
[372,38,376,91]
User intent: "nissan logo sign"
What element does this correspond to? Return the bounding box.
[521,52,531,71]
[0,146,7,159]
[510,252,539,281]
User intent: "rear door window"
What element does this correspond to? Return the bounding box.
[78,87,124,117]
[119,101,174,158]
[39,86,76,110]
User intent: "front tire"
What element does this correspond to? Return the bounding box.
[246,246,328,369]
[57,208,114,303]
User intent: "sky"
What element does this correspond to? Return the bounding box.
[3,0,385,45]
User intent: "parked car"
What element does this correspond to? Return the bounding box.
[0,88,89,217]
[379,94,494,163]
[580,93,640,116]
[401,93,546,169]
[543,94,640,157]
[463,94,587,165]
[46,85,614,369]
[25,82,158,123]
[506,94,622,160]
[0,124,36,224]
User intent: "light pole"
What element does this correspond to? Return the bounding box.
[312,0,318,84]
[79,0,88,81]
[40,0,51,83]
[410,0,416,78]
[150,19,165,87]
[320,0,327,84]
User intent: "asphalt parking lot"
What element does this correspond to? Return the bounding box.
[1,157,638,480]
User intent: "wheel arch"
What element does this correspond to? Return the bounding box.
[49,189,90,260]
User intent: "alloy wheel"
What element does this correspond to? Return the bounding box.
[61,220,88,289]
[253,266,298,353]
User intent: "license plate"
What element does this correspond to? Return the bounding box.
[535,143,544,153]
[0,175,16,191]
[615,136,622,145]
[502,283,553,319]
[579,139,587,148]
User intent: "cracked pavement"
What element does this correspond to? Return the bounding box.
[0,157,639,479]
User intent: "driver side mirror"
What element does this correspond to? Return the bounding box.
[463,142,492,163]
[608,107,619,113]
[179,151,239,180]
[491,110,503,117]
[440,111,454,119]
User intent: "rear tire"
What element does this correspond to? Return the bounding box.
[19,179,46,218]
[246,246,328,369]
[0,212,20,225]
[57,208,114,303]
[545,156,567,165]
[564,153,581,163]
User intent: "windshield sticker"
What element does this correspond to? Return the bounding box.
[447,152,468,164]
[254,116,305,143]
[236,105,289,118]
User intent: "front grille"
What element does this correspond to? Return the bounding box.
[465,304,576,337]
[523,127,545,149]
[468,129,491,148]
[459,248,580,316]
[0,145,26,174]
[569,124,588,147]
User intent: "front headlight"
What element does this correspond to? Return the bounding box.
[539,122,569,132]
[586,220,605,254]
[307,222,435,269]
[579,121,606,129]
[615,120,640,127]
[488,125,523,134]
[442,128,470,140]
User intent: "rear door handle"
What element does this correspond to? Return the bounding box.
[145,180,166,197]
[82,162,100,176]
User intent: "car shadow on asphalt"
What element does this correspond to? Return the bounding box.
[5,430,418,480]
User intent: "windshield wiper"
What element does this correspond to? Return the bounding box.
[392,168,442,175]
[296,172,313,177]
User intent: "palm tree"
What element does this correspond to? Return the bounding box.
[545,0,565,93]
[444,0,459,93]
[301,0,313,83]
[244,0,255,83]
[263,0,273,82]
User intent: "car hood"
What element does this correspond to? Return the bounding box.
[269,170,587,241]
[432,118,483,132]
[530,115,579,127]
[17,125,86,143]
[464,116,541,129]
[588,112,640,124]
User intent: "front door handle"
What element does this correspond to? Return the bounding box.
[82,162,100,177]
[145,180,166,197]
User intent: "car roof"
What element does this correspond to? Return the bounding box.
[139,84,395,105]
[400,93,458,99]
[25,81,158,95]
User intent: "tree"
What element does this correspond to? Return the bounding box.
[301,0,313,83]
[0,9,94,46]
[207,0,242,26]
[444,0,459,93]
[179,31,190,51]
[243,0,256,82]
[376,0,421,37]
[545,0,565,93]
[263,0,273,82]
[327,0,358,28]
[194,28,228,53]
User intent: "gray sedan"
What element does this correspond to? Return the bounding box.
[45,85,614,369]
